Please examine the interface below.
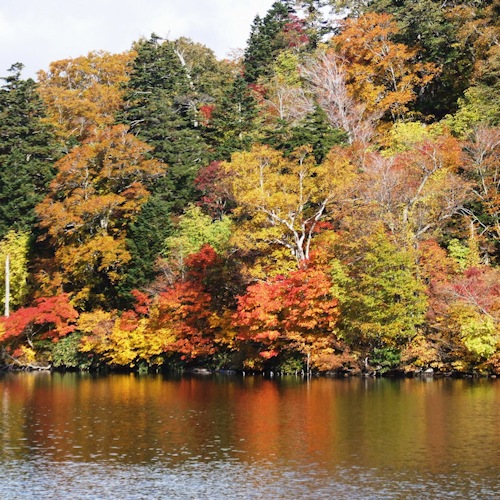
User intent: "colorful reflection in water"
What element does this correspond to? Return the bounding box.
[1,373,499,498]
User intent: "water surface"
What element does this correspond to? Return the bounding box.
[1,373,498,498]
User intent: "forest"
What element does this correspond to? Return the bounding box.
[0,0,499,376]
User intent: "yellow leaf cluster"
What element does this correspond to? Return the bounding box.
[331,13,439,121]
[222,144,356,265]
[79,310,176,367]
[37,50,136,143]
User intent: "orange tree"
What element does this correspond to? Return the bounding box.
[37,50,134,145]
[234,261,346,372]
[35,125,166,309]
[331,13,438,122]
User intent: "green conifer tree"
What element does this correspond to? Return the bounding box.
[0,63,58,238]
[264,105,347,162]
[243,2,295,84]
[119,35,209,212]
[118,195,173,305]
[204,75,260,160]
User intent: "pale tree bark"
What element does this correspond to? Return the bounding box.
[5,254,10,317]
[301,51,381,146]
[462,126,500,240]
[263,78,314,123]
[360,142,471,247]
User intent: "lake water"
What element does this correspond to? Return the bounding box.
[0,373,499,499]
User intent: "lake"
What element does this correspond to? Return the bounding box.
[0,373,499,499]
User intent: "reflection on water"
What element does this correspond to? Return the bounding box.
[1,373,499,499]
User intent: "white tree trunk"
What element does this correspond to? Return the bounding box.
[5,253,10,317]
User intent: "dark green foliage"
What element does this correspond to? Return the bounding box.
[0,64,58,238]
[264,105,347,162]
[276,352,305,374]
[243,2,297,83]
[370,347,401,374]
[137,98,208,209]
[199,252,247,313]
[118,195,173,305]
[125,34,190,98]
[204,75,260,160]
[51,333,92,370]
[119,35,209,212]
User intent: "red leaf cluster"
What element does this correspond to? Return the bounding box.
[235,264,340,358]
[1,294,78,343]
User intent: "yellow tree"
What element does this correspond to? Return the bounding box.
[37,50,135,145]
[78,308,175,368]
[0,230,30,314]
[222,144,356,266]
[35,125,166,308]
[331,13,438,121]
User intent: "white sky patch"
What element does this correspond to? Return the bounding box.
[0,0,275,80]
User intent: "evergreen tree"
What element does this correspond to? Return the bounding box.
[118,35,220,295]
[0,64,58,239]
[119,195,173,305]
[264,105,347,162]
[119,35,209,212]
[288,0,334,48]
[204,75,260,160]
[243,2,296,84]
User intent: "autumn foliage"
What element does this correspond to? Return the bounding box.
[0,5,499,375]
[235,263,345,370]
[0,294,78,367]
[331,13,438,121]
[37,50,135,143]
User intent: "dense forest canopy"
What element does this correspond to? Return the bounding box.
[0,0,499,375]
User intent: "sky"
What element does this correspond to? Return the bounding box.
[0,0,276,79]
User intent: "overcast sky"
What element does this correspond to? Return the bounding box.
[0,0,276,80]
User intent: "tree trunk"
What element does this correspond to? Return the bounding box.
[5,254,10,317]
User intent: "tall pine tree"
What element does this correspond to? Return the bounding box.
[119,35,209,212]
[204,75,260,160]
[264,105,347,162]
[118,35,210,293]
[243,2,296,84]
[0,63,58,239]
